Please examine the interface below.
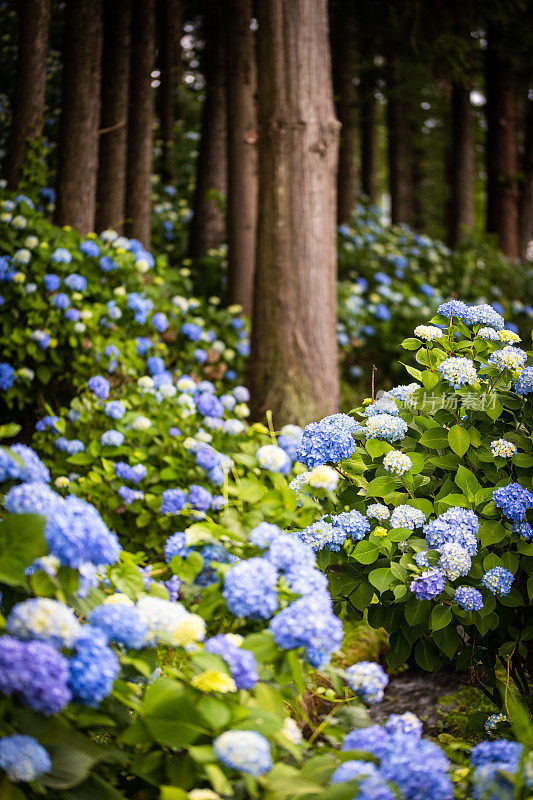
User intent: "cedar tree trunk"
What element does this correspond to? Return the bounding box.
[55,0,103,234]
[334,12,358,225]
[125,0,156,246]
[360,68,378,204]
[188,9,227,258]
[485,37,520,259]
[519,96,533,261]
[249,0,340,426]
[96,0,131,233]
[6,0,51,189]
[386,62,414,226]
[447,81,474,248]
[225,0,258,313]
[158,0,182,183]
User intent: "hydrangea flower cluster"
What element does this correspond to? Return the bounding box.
[383,450,412,475]
[0,636,71,714]
[256,444,291,474]
[223,558,279,619]
[365,413,408,442]
[514,366,533,395]
[414,324,443,341]
[7,598,81,648]
[269,592,343,668]
[455,586,484,611]
[423,507,479,555]
[437,357,477,388]
[345,661,389,704]
[390,505,426,530]
[0,735,51,782]
[68,627,119,707]
[88,602,149,649]
[410,569,445,600]
[296,413,359,467]
[205,634,258,689]
[470,739,525,800]
[298,510,369,551]
[214,730,272,776]
[481,567,514,596]
[438,542,472,580]
[490,439,517,458]
[493,482,533,522]
[488,346,527,371]
[366,503,390,521]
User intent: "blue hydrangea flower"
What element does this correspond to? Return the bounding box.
[44,273,60,291]
[285,565,328,596]
[341,725,390,759]
[488,346,527,371]
[51,247,72,264]
[438,357,477,388]
[0,735,51,782]
[514,366,533,396]
[464,304,505,330]
[101,430,124,447]
[269,593,342,666]
[151,312,168,332]
[52,292,70,309]
[214,730,272,776]
[298,519,337,551]
[114,462,146,483]
[249,522,282,548]
[0,636,71,714]
[9,444,50,483]
[88,604,148,649]
[105,401,126,419]
[365,413,408,442]
[266,534,315,571]
[223,558,279,619]
[329,510,370,546]
[297,413,359,467]
[470,739,522,769]
[88,375,110,399]
[390,505,426,530]
[330,759,380,785]
[437,299,470,319]
[256,444,291,474]
[410,569,445,600]
[345,661,389,704]
[384,712,423,738]
[423,508,478,555]
[181,322,203,341]
[188,484,212,511]
[164,531,189,562]
[380,735,452,800]
[438,543,471,580]
[7,598,81,648]
[0,362,15,391]
[196,392,224,418]
[4,482,63,515]
[161,488,188,515]
[68,627,119,707]
[44,495,121,567]
[79,240,100,257]
[512,521,532,541]
[481,567,514,596]
[64,273,87,292]
[205,635,259,689]
[367,503,390,521]
[455,586,483,611]
[493,483,533,522]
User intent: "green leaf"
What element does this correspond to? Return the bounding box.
[365,475,398,498]
[448,425,470,457]
[432,625,460,659]
[349,582,374,611]
[141,678,209,747]
[160,788,189,800]
[421,370,439,390]
[404,598,431,627]
[351,540,379,564]
[430,605,452,631]
[418,428,449,449]
[454,465,481,502]
[414,639,442,671]
[401,338,422,350]
[365,439,391,459]
[0,514,47,588]
[368,568,394,594]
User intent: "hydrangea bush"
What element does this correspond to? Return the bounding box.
[290,300,533,711]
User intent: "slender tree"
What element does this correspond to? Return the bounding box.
[386,61,415,226]
[359,66,379,203]
[225,0,258,313]
[333,6,358,224]
[6,0,51,189]
[96,0,131,233]
[188,7,227,258]
[55,0,103,234]
[125,0,156,246]
[158,0,183,184]
[485,32,520,259]
[447,80,474,247]
[250,0,340,425]
[519,95,533,261]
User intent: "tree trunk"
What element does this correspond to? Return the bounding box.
[125,0,156,246]
[157,0,182,184]
[386,63,414,226]
[447,81,474,247]
[249,0,340,426]
[359,69,378,204]
[6,0,51,189]
[96,0,131,233]
[188,9,227,258]
[485,38,519,259]
[225,0,258,313]
[333,12,358,225]
[519,95,533,261]
[54,0,103,234]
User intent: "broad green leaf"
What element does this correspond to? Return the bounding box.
[454,465,481,501]
[418,428,449,449]
[365,475,398,498]
[351,540,379,565]
[0,513,47,588]
[368,567,394,594]
[430,605,452,631]
[141,678,209,747]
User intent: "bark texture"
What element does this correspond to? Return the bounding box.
[359,68,378,203]
[6,0,51,189]
[158,0,182,183]
[125,0,156,246]
[485,37,520,259]
[54,0,103,234]
[96,0,131,233]
[188,9,227,258]
[249,0,340,426]
[447,81,474,247]
[334,12,358,224]
[225,0,258,313]
[387,63,414,226]
[519,96,533,261]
